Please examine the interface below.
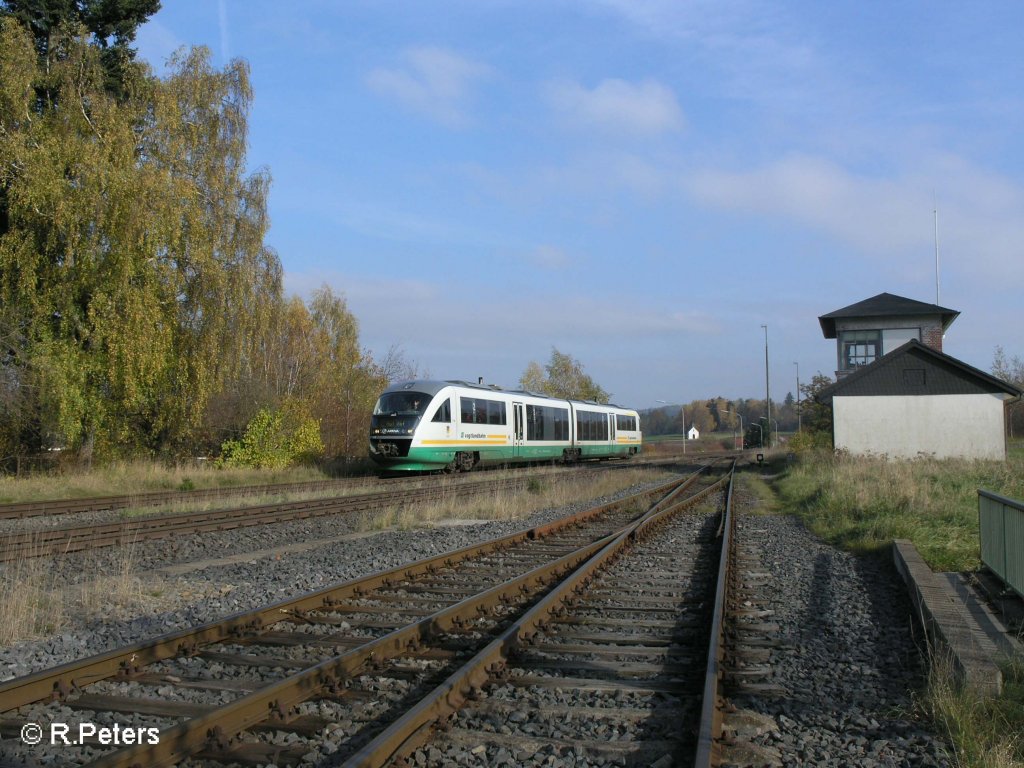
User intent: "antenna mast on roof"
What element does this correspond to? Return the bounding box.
[933,196,940,305]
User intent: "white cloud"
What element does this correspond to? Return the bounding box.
[685,154,1024,282]
[285,269,717,354]
[591,1,840,123]
[365,47,492,128]
[544,78,685,136]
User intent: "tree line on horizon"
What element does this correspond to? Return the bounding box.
[642,348,1024,447]
[639,372,835,446]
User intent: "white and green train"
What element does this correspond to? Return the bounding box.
[369,380,642,472]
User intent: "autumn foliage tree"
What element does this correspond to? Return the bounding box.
[0,18,388,467]
[992,346,1024,437]
[0,21,281,460]
[519,349,609,403]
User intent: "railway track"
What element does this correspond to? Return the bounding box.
[0,463,660,563]
[0,461,737,767]
[0,478,368,521]
[357,462,737,768]
[0,458,679,522]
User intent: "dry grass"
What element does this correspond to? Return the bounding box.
[918,650,1024,768]
[115,478,384,520]
[769,450,1024,768]
[0,459,333,505]
[0,535,162,647]
[355,467,674,533]
[774,450,1024,572]
[0,466,674,647]
[0,557,66,644]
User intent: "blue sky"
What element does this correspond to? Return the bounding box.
[135,1,1024,409]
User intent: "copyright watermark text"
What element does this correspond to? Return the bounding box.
[20,721,160,746]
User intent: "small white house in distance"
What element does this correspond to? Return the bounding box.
[687,425,700,440]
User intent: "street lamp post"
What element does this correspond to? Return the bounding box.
[656,400,686,455]
[762,324,771,448]
[722,409,744,450]
[771,418,779,448]
[794,361,801,433]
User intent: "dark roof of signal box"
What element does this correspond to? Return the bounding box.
[816,339,1022,403]
[818,292,960,338]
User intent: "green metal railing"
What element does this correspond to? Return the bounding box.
[979,489,1024,599]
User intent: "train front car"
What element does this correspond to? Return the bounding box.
[369,380,643,473]
[369,381,451,472]
[614,407,643,456]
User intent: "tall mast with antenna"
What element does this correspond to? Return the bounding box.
[933,199,940,305]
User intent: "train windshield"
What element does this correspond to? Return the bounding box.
[373,392,431,416]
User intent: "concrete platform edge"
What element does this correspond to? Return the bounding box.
[892,539,1003,696]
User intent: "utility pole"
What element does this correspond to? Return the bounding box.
[794,361,801,433]
[681,404,686,455]
[934,201,941,305]
[762,324,770,448]
[723,409,743,450]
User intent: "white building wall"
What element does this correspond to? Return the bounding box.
[833,394,1006,460]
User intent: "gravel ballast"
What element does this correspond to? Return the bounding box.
[0,476,672,680]
[0,470,955,767]
[723,489,951,768]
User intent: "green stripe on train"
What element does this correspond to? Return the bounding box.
[379,444,568,471]
[377,443,638,472]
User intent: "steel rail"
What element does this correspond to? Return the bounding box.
[0,472,588,561]
[693,460,737,767]
[79,469,724,768]
[0,456,672,521]
[341,465,733,767]
[0,478,365,520]
[71,490,704,768]
[87,533,622,767]
[0,472,703,714]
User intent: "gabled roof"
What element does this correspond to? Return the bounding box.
[817,339,1022,403]
[818,292,959,338]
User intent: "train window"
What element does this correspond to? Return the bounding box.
[487,400,506,425]
[461,398,476,424]
[616,414,636,432]
[524,404,565,440]
[431,399,451,423]
[576,410,609,441]
[375,392,430,415]
[554,408,568,440]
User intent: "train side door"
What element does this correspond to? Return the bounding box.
[608,413,616,446]
[513,402,525,456]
